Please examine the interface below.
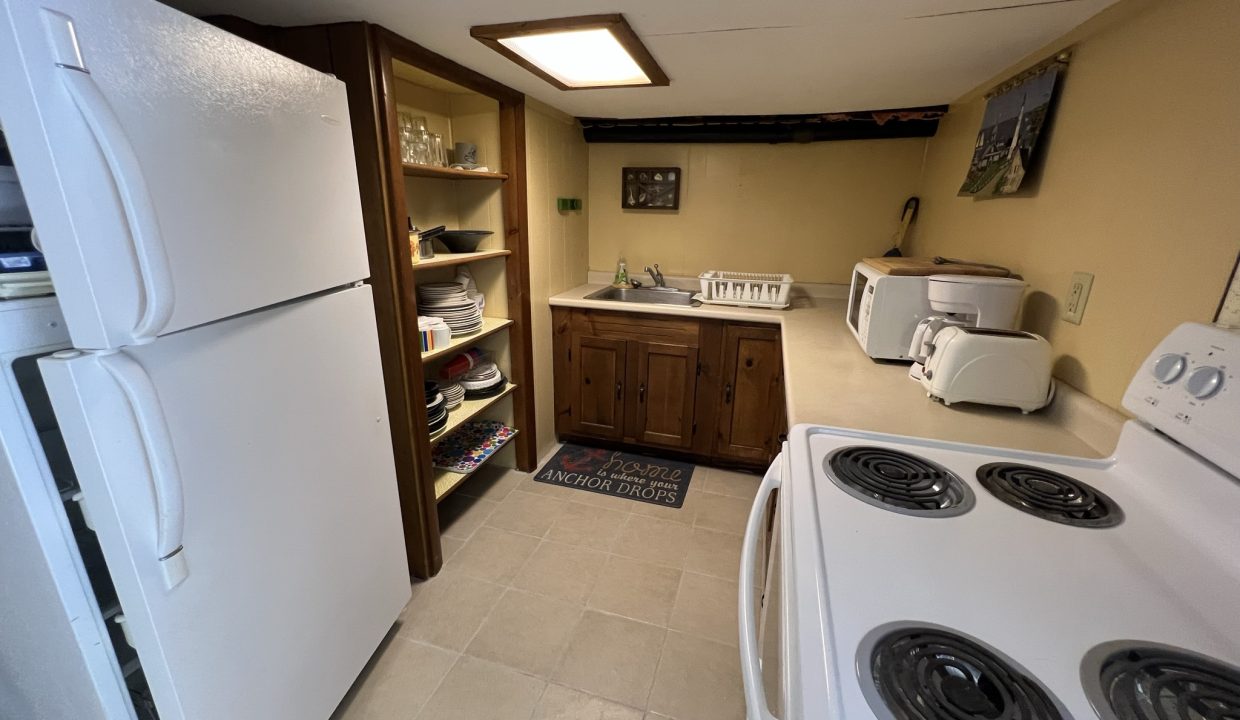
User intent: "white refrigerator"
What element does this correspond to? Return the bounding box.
[0,0,411,718]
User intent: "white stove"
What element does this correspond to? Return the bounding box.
[740,322,1240,720]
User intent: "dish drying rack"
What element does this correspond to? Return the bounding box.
[698,271,793,309]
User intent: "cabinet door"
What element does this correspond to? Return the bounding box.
[571,335,628,439]
[632,342,699,449]
[716,325,784,463]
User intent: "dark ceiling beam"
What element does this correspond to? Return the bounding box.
[578,107,948,143]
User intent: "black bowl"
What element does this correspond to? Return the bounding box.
[437,230,493,254]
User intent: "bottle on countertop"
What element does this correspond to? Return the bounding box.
[614,256,629,287]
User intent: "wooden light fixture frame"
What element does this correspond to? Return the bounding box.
[471,14,669,91]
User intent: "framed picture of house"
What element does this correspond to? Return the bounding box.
[622,167,681,210]
[959,60,1065,197]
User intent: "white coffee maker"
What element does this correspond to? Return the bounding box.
[907,274,1027,368]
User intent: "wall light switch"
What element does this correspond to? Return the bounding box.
[1062,271,1094,325]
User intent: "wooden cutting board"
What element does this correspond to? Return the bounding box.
[863,256,1011,277]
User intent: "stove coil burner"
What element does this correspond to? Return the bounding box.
[1093,645,1240,720]
[976,463,1122,528]
[871,628,1064,720]
[827,446,973,517]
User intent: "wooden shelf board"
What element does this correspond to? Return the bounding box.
[402,163,508,181]
[429,382,516,447]
[432,429,519,502]
[413,249,511,271]
[422,317,513,363]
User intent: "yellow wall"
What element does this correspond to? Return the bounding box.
[587,140,927,284]
[526,99,590,456]
[908,0,1240,409]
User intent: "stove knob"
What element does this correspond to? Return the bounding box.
[1185,366,1224,400]
[1152,353,1187,384]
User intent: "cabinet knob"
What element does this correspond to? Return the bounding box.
[639,384,646,403]
[616,381,622,400]
[724,383,733,404]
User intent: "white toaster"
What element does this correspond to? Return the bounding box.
[920,326,1054,413]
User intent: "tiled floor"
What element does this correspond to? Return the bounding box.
[331,459,760,720]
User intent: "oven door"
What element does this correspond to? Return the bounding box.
[759,487,785,718]
[741,446,788,720]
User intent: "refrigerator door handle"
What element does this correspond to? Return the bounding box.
[100,351,189,590]
[46,9,175,342]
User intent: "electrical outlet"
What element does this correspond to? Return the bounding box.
[1062,271,1094,325]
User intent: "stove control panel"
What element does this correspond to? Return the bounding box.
[1124,322,1239,478]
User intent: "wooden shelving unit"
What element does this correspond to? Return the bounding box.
[402,163,509,181]
[390,58,525,511]
[373,32,534,578]
[421,317,513,362]
[412,249,511,272]
[245,19,537,578]
[432,429,518,501]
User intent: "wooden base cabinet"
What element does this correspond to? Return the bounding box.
[714,324,785,463]
[632,342,699,449]
[553,308,785,469]
[570,335,627,440]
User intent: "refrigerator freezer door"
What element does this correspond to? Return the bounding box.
[39,286,410,720]
[0,0,370,350]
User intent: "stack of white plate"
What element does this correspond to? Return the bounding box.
[459,361,507,399]
[437,382,465,411]
[418,282,483,336]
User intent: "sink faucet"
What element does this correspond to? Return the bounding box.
[644,264,666,288]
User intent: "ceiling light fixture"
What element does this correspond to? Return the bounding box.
[471,14,669,91]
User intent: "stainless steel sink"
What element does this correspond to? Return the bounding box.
[585,286,700,306]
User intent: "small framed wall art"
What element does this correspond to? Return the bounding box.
[622,167,680,210]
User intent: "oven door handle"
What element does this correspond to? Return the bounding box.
[739,443,786,720]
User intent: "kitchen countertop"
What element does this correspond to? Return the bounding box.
[550,283,1123,458]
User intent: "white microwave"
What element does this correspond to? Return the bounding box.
[845,261,932,361]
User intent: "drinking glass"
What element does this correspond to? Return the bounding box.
[430,134,446,167]
[410,117,430,165]
[396,112,416,163]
